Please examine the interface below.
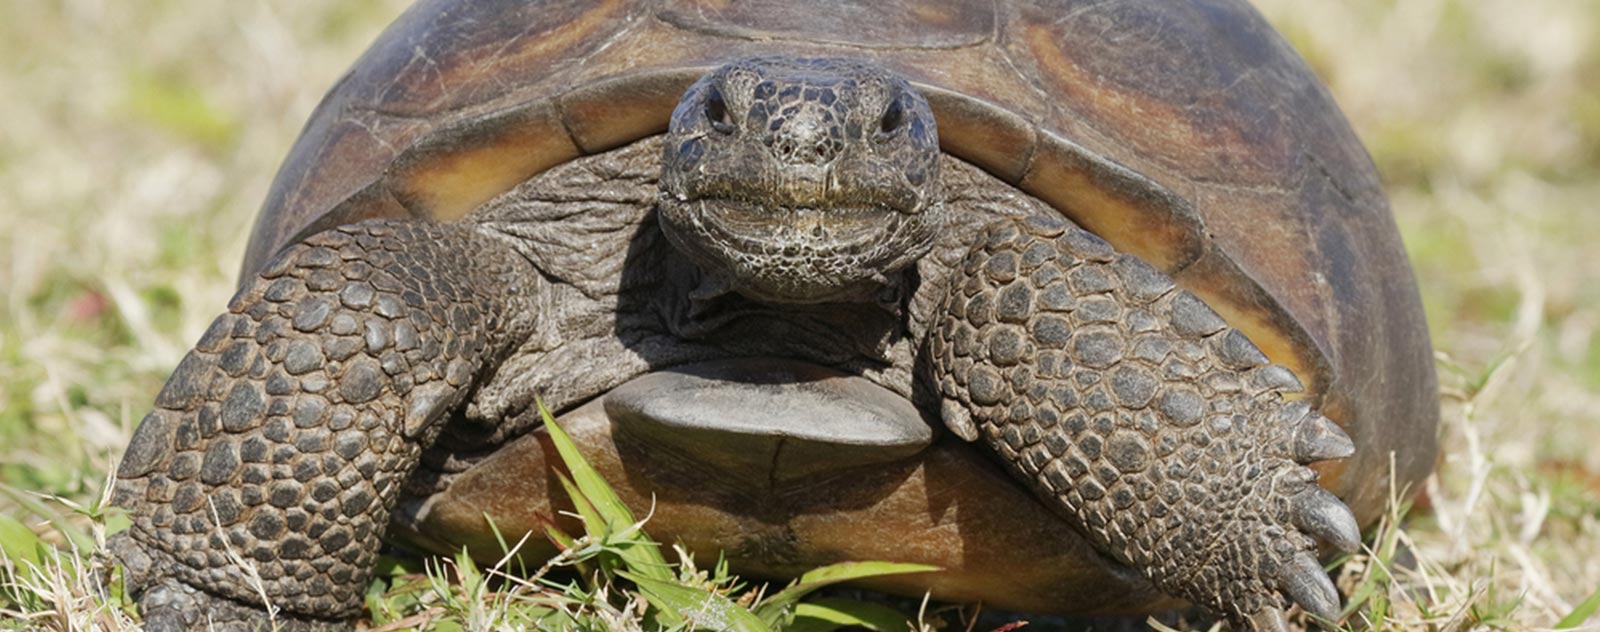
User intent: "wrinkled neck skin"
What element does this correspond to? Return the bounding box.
[464,57,981,438]
[657,56,946,307]
[467,134,1035,442]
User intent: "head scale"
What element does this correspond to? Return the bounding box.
[658,56,944,304]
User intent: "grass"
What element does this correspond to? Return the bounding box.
[1,0,1598,630]
[1250,0,1600,628]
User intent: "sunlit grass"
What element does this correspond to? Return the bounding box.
[1253,0,1600,628]
[1,1,1596,629]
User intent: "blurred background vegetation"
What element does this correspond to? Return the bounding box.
[1,0,1596,629]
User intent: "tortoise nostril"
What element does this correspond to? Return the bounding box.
[706,87,733,133]
[778,139,836,165]
[879,97,905,135]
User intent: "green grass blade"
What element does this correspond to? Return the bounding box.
[793,561,940,586]
[0,514,52,609]
[621,570,769,632]
[540,399,636,527]
[544,524,577,551]
[0,484,94,552]
[755,561,937,624]
[1556,585,1600,629]
[555,470,609,540]
[0,514,44,572]
[540,400,673,581]
[785,598,915,632]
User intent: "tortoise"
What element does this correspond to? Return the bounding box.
[105,0,1440,630]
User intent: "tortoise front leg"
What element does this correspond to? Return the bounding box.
[928,215,1361,630]
[107,220,536,630]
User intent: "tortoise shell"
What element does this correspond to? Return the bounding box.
[245,0,1435,537]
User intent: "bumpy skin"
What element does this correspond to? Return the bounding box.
[109,221,534,629]
[111,56,1366,629]
[929,215,1359,626]
[244,0,1437,543]
[658,58,1362,629]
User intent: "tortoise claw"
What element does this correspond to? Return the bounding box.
[1281,552,1342,625]
[1293,409,1355,463]
[1294,487,1361,552]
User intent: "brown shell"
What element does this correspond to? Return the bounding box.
[245,0,1436,521]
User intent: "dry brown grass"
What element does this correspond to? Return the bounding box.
[1254,0,1600,628]
[1,1,1596,629]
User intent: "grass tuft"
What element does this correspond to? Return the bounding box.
[344,402,936,630]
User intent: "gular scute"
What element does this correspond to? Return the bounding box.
[603,358,932,482]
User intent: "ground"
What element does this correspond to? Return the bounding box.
[0,1,1596,630]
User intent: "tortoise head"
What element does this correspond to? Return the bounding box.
[658,57,944,304]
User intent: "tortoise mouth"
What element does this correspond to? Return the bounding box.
[694,197,906,253]
[658,195,940,303]
[668,164,931,219]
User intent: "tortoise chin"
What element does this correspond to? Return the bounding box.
[657,195,941,304]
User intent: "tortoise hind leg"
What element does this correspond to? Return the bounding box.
[928,215,1360,629]
[107,220,537,630]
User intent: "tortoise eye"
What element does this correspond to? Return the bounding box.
[706,87,734,133]
[879,97,905,135]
